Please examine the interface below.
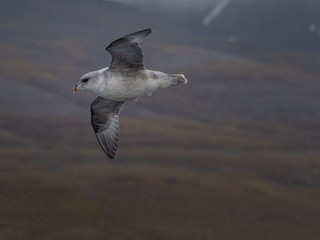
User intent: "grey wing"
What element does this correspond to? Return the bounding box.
[106,29,152,71]
[90,97,124,160]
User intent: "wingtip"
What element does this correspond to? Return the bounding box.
[128,28,152,40]
[105,28,152,51]
[136,28,152,33]
[145,28,152,34]
[107,153,116,160]
[98,137,118,160]
[142,28,152,36]
[95,132,119,160]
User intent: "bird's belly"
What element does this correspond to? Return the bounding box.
[99,76,158,101]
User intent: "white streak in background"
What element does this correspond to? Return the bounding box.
[203,0,231,25]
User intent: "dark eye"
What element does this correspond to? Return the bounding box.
[82,78,89,83]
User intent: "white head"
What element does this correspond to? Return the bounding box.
[72,71,101,93]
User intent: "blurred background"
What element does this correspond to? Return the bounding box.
[1,0,320,239]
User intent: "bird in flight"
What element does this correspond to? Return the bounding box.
[72,29,187,160]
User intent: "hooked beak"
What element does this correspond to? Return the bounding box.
[72,83,82,93]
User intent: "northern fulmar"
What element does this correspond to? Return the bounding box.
[72,29,187,160]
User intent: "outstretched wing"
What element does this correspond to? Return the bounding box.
[90,97,124,160]
[106,29,152,71]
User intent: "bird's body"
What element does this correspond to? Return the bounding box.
[80,67,186,102]
[73,29,187,159]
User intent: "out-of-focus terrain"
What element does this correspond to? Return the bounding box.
[1,0,320,239]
